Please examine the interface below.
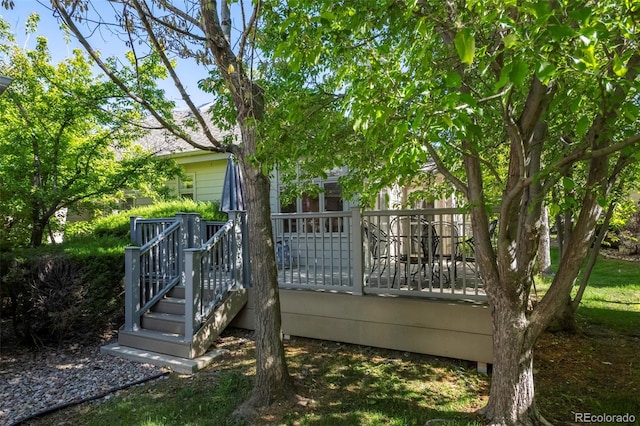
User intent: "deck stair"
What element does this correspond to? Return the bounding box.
[117,285,247,359]
[102,212,249,370]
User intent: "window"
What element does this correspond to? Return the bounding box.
[279,180,346,233]
[179,174,195,199]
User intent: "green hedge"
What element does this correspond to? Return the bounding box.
[1,200,228,346]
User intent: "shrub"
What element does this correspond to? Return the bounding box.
[65,199,227,240]
[1,250,124,345]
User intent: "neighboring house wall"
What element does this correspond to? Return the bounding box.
[128,152,229,208]
[132,105,234,207]
[164,152,229,203]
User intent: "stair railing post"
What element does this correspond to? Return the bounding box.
[130,216,143,245]
[175,212,202,248]
[227,211,238,290]
[351,207,364,295]
[124,246,141,331]
[184,248,201,340]
[177,212,202,283]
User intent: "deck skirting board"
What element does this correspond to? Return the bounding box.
[231,289,493,364]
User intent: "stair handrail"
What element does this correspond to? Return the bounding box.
[184,212,247,338]
[124,216,190,332]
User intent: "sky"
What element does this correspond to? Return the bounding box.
[2,1,214,108]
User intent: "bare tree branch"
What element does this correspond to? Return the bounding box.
[238,0,260,61]
[154,0,203,28]
[422,140,469,197]
[130,0,223,148]
[52,0,225,153]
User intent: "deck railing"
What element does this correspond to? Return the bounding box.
[271,208,488,301]
[363,209,487,301]
[184,212,247,337]
[124,208,488,335]
[271,210,359,293]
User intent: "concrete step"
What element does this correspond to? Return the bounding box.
[141,312,185,334]
[101,342,229,374]
[153,297,186,315]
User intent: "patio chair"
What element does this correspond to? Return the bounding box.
[450,219,498,286]
[454,219,498,262]
[363,220,393,282]
[394,219,444,285]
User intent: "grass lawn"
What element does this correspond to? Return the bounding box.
[26,252,640,426]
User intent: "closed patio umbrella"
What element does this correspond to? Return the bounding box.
[220,155,246,212]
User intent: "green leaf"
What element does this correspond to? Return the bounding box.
[536,61,556,83]
[320,11,335,21]
[612,54,627,77]
[442,115,454,128]
[454,29,475,66]
[569,7,593,23]
[622,103,639,122]
[582,45,598,69]
[494,63,512,91]
[562,177,575,191]
[546,24,574,41]
[509,61,529,85]
[503,33,518,48]
[575,116,591,136]
[569,96,582,113]
[445,71,462,88]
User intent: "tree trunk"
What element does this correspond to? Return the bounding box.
[30,220,45,248]
[238,154,294,409]
[480,296,552,426]
[537,206,552,275]
[553,200,615,333]
[554,300,579,333]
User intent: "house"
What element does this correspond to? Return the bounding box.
[127,105,234,208]
[104,110,493,374]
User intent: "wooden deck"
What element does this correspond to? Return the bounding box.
[121,209,494,365]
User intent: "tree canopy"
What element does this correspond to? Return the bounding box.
[265,1,640,424]
[0,14,180,248]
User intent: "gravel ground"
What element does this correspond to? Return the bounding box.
[0,340,168,426]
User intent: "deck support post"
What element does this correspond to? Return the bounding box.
[351,207,364,295]
[124,246,141,332]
